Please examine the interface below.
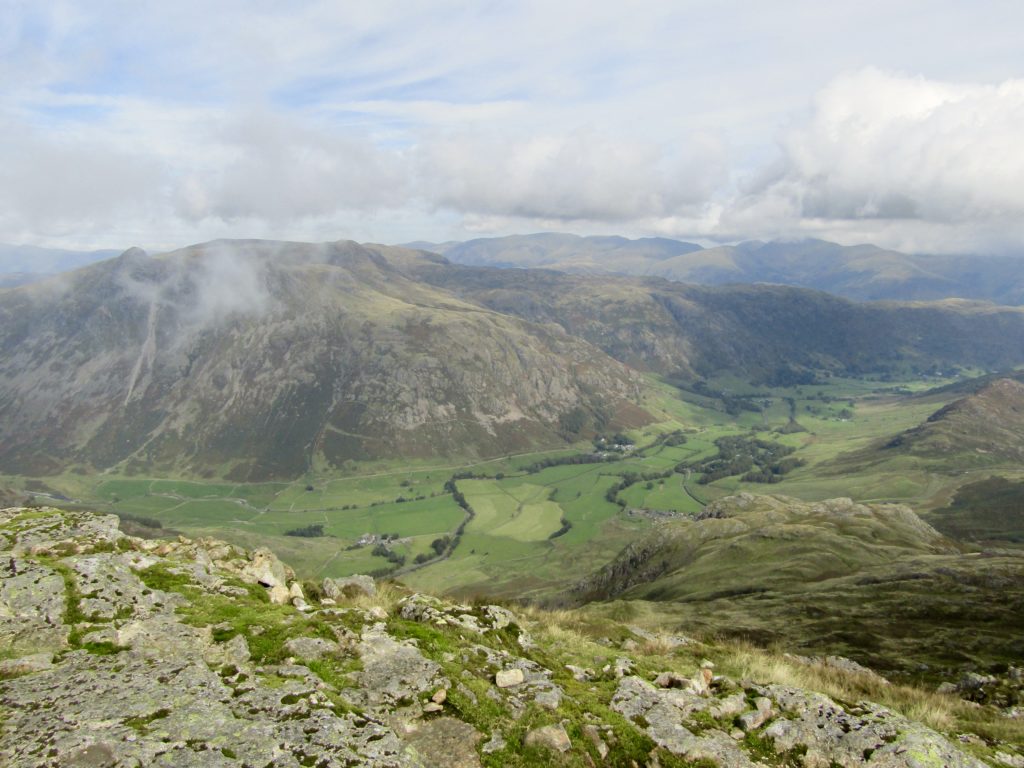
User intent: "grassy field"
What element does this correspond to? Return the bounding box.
[5,369,1018,594]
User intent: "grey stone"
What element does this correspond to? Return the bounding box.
[283,636,339,661]
[654,671,689,689]
[395,716,482,767]
[738,696,773,731]
[323,574,376,600]
[482,730,506,754]
[534,688,562,710]
[347,622,445,708]
[524,723,571,753]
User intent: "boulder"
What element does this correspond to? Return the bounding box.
[323,575,376,600]
[0,653,53,677]
[267,584,290,604]
[240,547,290,588]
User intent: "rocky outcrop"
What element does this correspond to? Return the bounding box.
[0,507,1015,767]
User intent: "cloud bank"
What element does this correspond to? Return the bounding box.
[2,3,1024,254]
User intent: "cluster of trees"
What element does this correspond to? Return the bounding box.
[548,517,573,539]
[371,542,405,567]
[652,429,689,447]
[414,535,453,564]
[685,436,803,484]
[520,453,610,475]
[284,523,324,538]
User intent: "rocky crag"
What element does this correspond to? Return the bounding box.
[1,507,1019,767]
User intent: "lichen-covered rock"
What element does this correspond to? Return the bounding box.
[737,696,773,731]
[762,684,989,768]
[0,558,68,654]
[611,675,762,767]
[346,622,445,708]
[397,593,521,637]
[394,716,482,767]
[284,636,340,661]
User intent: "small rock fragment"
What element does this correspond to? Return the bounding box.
[583,724,609,759]
[482,730,506,753]
[495,668,525,688]
[524,723,572,753]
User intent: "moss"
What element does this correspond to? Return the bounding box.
[123,707,171,733]
[81,641,127,656]
[136,563,195,593]
[306,656,363,690]
[258,673,290,689]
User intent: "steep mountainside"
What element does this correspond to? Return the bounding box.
[411,260,1024,378]
[884,378,1024,464]
[432,234,1024,304]
[572,494,1024,676]
[0,241,645,480]
[4,238,1024,480]
[2,506,1018,767]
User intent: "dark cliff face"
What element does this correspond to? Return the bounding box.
[0,241,646,479]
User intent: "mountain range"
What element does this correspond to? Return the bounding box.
[3,238,1024,481]
[418,233,1024,305]
[8,234,1024,305]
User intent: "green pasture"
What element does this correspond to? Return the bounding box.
[6,369,1001,598]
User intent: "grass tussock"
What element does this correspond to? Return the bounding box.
[343,579,409,614]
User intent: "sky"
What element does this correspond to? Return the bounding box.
[2,1,1023,254]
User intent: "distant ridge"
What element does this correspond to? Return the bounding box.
[0,242,121,277]
[418,233,1024,305]
[424,232,703,273]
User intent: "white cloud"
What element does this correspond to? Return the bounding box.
[3,4,1024,253]
[416,130,726,222]
[724,69,1024,252]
